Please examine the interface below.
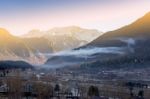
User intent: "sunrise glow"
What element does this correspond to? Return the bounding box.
[0,0,150,35]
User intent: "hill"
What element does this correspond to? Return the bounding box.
[0,28,52,64]
[0,60,33,70]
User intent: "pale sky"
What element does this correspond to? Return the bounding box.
[0,0,150,35]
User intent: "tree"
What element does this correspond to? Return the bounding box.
[54,84,60,92]
[54,84,60,98]
[138,90,144,98]
[87,86,99,98]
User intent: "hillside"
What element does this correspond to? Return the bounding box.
[0,28,52,64]
[88,12,150,47]
[80,12,150,69]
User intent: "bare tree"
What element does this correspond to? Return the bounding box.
[6,70,22,99]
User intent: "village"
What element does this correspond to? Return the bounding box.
[0,67,150,99]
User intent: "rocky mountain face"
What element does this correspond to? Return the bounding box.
[23,26,101,52]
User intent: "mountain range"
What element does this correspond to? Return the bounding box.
[0,12,150,69]
[45,12,150,69]
[0,26,101,64]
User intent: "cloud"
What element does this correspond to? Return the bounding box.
[47,47,124,57]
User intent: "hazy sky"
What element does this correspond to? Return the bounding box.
[0,0,150,35]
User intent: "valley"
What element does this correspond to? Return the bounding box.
[0,11,150,99]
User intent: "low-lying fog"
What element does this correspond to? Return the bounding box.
[47,47,124,57]
[38,38,136,69]
[39,47,126,69]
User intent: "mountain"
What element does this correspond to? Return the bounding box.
[23,26,101,51]
[46,35,87,52]
[80,12,150,69]
[46,26,101,42]
[45,12,150,69]
[0,28,53,64]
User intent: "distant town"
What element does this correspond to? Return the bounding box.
[0,67,150,99]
